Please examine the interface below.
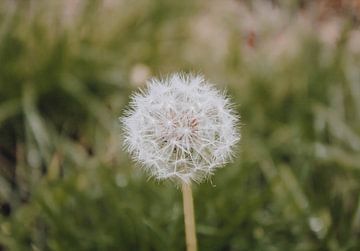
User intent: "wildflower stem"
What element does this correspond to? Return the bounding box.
[182,182,197,251]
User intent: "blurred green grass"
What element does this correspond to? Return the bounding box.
[0,0,360,250]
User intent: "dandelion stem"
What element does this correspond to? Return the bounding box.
[182,182,197,251]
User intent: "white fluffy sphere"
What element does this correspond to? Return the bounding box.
[121,73,240,183]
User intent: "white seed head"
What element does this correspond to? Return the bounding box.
[121,73,240,184]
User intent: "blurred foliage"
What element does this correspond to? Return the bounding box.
[0,0,360,250]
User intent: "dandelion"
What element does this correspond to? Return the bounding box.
[121,73,240,183]
[121,73,240,251]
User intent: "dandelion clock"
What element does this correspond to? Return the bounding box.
[121,73,240,251]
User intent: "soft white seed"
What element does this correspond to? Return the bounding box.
[121,73,240,184]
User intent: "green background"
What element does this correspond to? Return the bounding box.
[0,1,359,250]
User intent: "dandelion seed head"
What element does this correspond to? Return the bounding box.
[121,73,240,184]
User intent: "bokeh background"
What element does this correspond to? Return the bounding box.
[1,0,360,250]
